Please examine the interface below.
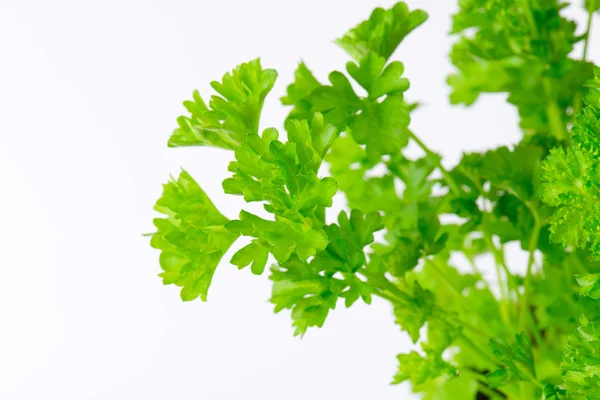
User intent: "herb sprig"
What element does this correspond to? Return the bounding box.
[149,2,600,398]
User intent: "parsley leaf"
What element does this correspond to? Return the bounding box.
[150,170,238,301]
[541,67,600,257]
[335,2,427,62]
[169,59,277,149]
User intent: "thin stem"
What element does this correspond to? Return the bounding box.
[372,288,407,306]
[520,0,539,38]
[519,204,542,337]
[406,130,461,196]
[479,384,506,400]
[573,10,596,116]
[583,10,594,61]
[478,187,513,330]
[359,269,411,303]
[518,0,569,141]
[457,333,499,371]
[447,314,491,342]
[544,84,569,141]
[461,369,511,399]
[484,234,513,328]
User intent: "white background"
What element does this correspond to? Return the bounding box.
[1,1,597,399]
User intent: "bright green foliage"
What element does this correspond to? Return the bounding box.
[486,333,537,389]
[169,59,277,149]
[449,0,593,139]
[413,376,479,400]
[335,2,427,62]
[576,274,600,299]
[223,113,339,264]
[151,170,238,301]
[587,0,600,12]
[283,33,415,159]
[393,281,435,343]
[540,67,600,258]
[269,210,383,336]
[149,1,600,399]
[394,317,461,385]
[394,351,457,385]
[562,315,600,399]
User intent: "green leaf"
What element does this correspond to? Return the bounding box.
[150,170,238,301]
[230,242,269,275]
[486,333,537,389]
[322,209,384,270]
[423,318,461,356]
[479,144,544,201]
[562,315,600,399]
[169,59,277,149]
[346,52,410,98]
[586,0,600,12]
[576,274,600,299]
[543,384,566,400]
[393,351,457,385]
[349,95,410,159]
[449,0,590,137]
[281,62,322,123]
[540,70,600,257]
[225,210,329,263]
[269,255,371,336]
[223,114,338,217]
[270,256,338,337]
[412,375,478,400]
[311,71,362,129]
[393,281,435,343]
[336,2,428,62]
[268,209,382,335]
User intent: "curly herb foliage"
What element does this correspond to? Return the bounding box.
[150,2,600,398]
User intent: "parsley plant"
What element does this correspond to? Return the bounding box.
[149,2,600,398]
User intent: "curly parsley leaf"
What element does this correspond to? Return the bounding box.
[269,210,383,335]
[486,333,537,389]
[283,3,422,159]
[562,315,600,399]
[223,113,338,265]
[576,274,600,300]
[449,0,592,138]
[540,67,600,257]
[150,170,238,301]
[169,59,277,149]
[393,351,457,386]
[335,2,427,62]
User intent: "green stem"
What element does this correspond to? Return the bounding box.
[543,86,569,141]
[461,369,489,384]
[519,0,568,141]
[520,0,539,38]
[461,370,506,400]
[371,289,412,312]
[457,333,499,371]
[519,204,542,337]
[447,314,491,342]
[583,10,594,62]
[484,234,513,328]
[574,10,595,116]
[479,384,505,400]
[477,187,513,330]
[406,130,461,196]
[359,269,411,303]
